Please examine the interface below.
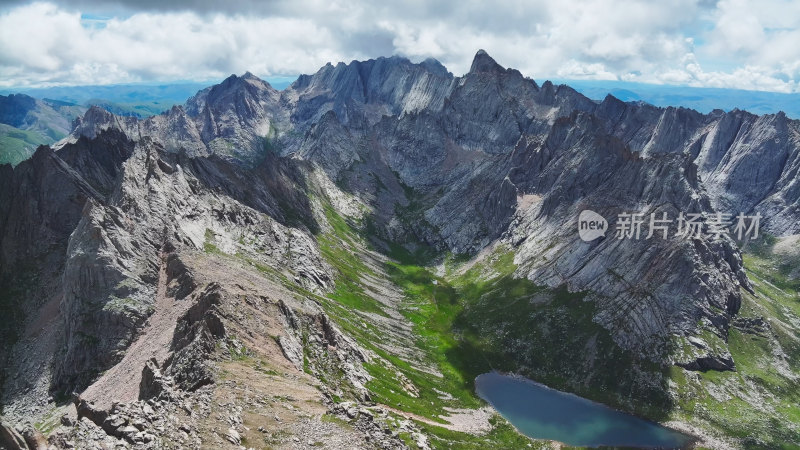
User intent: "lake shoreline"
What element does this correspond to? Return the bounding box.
[476,370,700,449]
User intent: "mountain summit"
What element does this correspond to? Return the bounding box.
[469,49,506,73]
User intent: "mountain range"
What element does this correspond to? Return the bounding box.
[0,94,85,166]
[0,50,798,449]
[557,79,800,119]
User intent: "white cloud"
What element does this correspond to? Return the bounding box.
[0,0,798,93]
[0,2,353,87]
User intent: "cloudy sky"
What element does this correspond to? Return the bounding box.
[1,0,799,92]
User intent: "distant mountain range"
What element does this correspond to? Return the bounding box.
[0,79,298,165]
[0,78,298,118]
[0,94,85,165]
[557,79,800,119]
[2,75,797,167]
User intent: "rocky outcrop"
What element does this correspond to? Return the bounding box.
[138,358,169,401]
[0,138,118,419]
[1,112,338,425]
[0,421,27,449]
[46,125,334,393]
[164,283,225,391]
[20,426,48,450]
[0,421,47,450]
[276,298,372,400]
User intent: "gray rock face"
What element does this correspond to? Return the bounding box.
[61,55,458,167]
[50,134,332,393]
[286,56,455,128]
[504,111,749,356]
[2,120,334,415]
[138,358,168,401]
[0,421,27,449]
[62,75,284,165]
[0,134,131,417]
[165,282,225,391]
[593,102,800,236]
[275,50,786,360]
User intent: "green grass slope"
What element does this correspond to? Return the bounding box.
[199,186,800,448]
[0,123,49,166]
[306,194,684,448]
[667,236,800,448]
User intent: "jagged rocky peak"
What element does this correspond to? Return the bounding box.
[241,70,259,80]
[291,54,453,98]
[184,85,212,117]
[221,71,275,91]
[469,49,506,74]
[203,71,278,107]
[419,57,450,77]
[185,71,277,117]
[67,104,139,142]
[60,69,288,165]
[285,54,456,126]
[597,93,627,117]
[80,104,114,122]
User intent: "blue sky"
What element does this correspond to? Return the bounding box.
[0,0,799,93]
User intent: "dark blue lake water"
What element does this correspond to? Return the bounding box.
[475,372,694,448]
